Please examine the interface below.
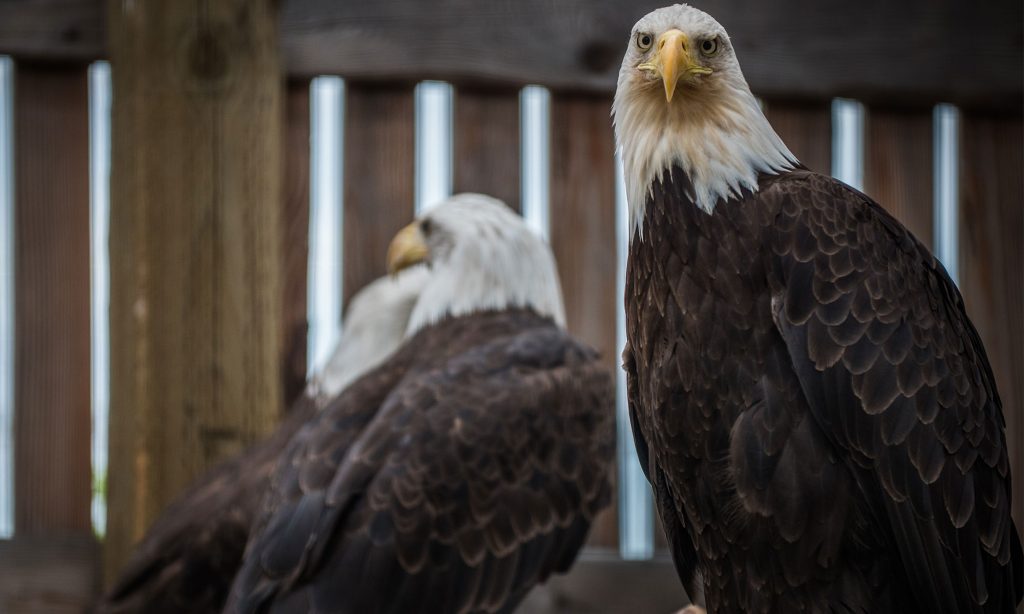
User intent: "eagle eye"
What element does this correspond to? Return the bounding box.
[699,38,720,57]
[636,32,653,51]
[420,219,433,235]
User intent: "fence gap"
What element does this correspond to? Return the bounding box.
[414,81,453,213]
[832,98,865,190]
[307,77,344,376]
[934,104,960,283]
[520,86,550,241]
[88,60,111,537]
[0,56,13,539]
[615,151,655,560]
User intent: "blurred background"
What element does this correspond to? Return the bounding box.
[0,1,1020,612]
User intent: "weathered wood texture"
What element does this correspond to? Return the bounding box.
[0,0,103,62]
[453,87,520,211]
[518,550,690,613]
[13,64,92,536]
[342,83,416,306]
[549,94,619,548]
[763,101,832,175]
[0,536,100,613]
[104,0,282,583]
[282,79,311,407]
[2,0,1021,109]
[958,113,1023,533]
[864,108,934,247]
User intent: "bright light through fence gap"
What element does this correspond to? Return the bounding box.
[520,86,550,241]
[0,56,14,538]
[831,98,865,191]
[89,61,112,537]
[616,151,655,560]
[307,77,345,377]
[933,104,960,285]
[414,81,453,214]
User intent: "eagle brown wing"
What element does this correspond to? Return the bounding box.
[97,396,318,614]
[225,310,615,614]
[764,171,1022,613]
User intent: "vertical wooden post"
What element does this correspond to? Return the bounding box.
[958,113,1023,531]
[864,109,934,246]
[281,79,311,407]
[342,83,415,307]
[763,101,832,175]
[104,0,282,582]
[548,94,619,549]
[453,87,521,212]
[13,63,92,536]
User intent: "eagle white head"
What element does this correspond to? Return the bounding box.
[613,4,796,230]
[311,266,430,398]
[386,193,567,334]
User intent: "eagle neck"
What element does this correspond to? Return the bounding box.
[615,85,795,239]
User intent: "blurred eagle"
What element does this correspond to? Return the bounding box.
[224,194,615,614]
[97,267,429,614]
[614,5,1022,613]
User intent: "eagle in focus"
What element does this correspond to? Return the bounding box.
[614,5,1022,613]
[97,267,429,614]
[224,194,615,613]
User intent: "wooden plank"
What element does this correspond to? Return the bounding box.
[453,87,520,211]
[549,94,619,548]
[12,63,92,535]
[518,550,690,613]
[763,101,831,175]
[0,536,100,613]
[958,113,1023,534]
[0,0,103,62]
[104,0,282,583]
[281,79,311,407]
[2,0,1021,109]
[342,82,416,307]
[279,0,1022,109]
[864,108,934,247]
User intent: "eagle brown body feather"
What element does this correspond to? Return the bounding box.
[97,396,318,614]
[625,166,1022,613]
[225,308,615,614]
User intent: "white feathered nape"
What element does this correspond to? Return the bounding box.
[406,193,566,334]
[310,265,429,399]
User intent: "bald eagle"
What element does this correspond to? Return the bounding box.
[97,267,430,614]
[615,5,1022,613]
[224,194,615,614]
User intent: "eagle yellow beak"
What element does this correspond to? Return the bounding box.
[386,222,429,275]
[638,29,711,102]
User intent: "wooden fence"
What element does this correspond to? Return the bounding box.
[0,0,1021,612]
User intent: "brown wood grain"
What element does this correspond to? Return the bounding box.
[453,87,520,211]
[763,100,832,176]
[864,108,934,248]
[3,0,1021,109]
[13,63,92,536]
[957,113,1024,534]
[104,0,282,584]
[549,94,619,549]
[0,0,103,62]
[282,79,311,408]
[342,82,416,307]
[0,536,100,613]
